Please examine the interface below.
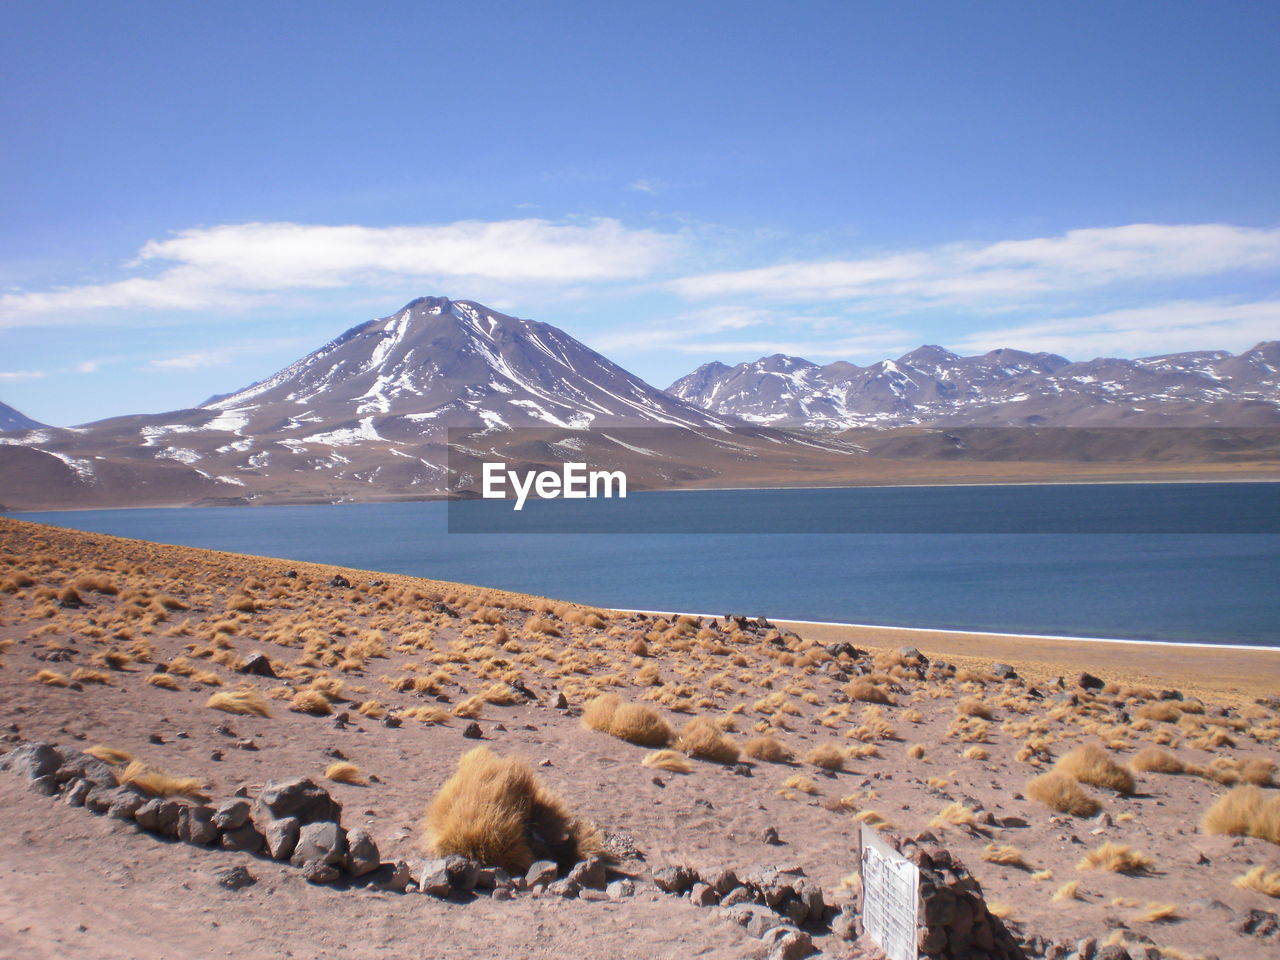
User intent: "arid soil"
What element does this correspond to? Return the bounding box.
[0,517,1278,959]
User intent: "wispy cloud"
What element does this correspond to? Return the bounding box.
[0,369,47,381]
[627,177,668,195]
[951,299,1280,359]
[147,336,314,371]
[0,218,681,328]
[671,224,1280,305]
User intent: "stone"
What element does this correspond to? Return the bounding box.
[831,909,858,941]
[239,653,276,677]
[212,865,256,890]
[212,798,251,831]
[606,879,634,900]
[1,741,61,780]
[721,886,754,907]
[256,777,341,825]
[415,859,453,897]
[291,821,347,868]
[898,646,921,660]
[462,722,483,739]
[546,878,579,898]
[1076,937,1099,960]
[328,574,351,588]
[552,692,568,710]
[476,866,514,890]
[63,777,91,807]
[443,854,481,892]
[1078,672,1105,691]
[178,804,219,845]
[220,822,265,853]
[134,798,182,837]
[761,825,781,845]
[703,866,739,895]
[491,887,514,901]
[53,749,117,788]
[108,789,144,820]
[1096,947,1132,960]
[993,662,1018,679]
[525,859,559,888]
[652,864,698,894]
[302,860,340,884]
[345,827,380,877]
[767,930,814,960]
[689,882,719,907]
[263,816,301,861]
[566,855,607,890]
[374,860,413,892]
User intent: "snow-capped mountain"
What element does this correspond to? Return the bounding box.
[667,342,1280,430]
[0,400,46,433]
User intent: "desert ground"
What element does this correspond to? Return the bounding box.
[0,516,1278,960]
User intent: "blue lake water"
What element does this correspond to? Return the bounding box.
[17,483,1280,647]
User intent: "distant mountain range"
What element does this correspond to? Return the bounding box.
[667,342,1280,430]
[1,296,1277,509]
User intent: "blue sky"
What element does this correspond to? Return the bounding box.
[2,0,1278,426]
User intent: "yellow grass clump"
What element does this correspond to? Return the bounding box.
[1133,902,1179,923]
[117,760,206,799]
[641,749,693,773]
[1055,743,1136,795]
[402,705,451,724]
[1026,771,1102,817]
[85,745,133,765]
[676,717,740,764]
[906,743,927,760]
[290,689,334,716]
[325,761,367,785]
[1233,865,1280,898]
[421,746,602,874]
[846,679,894,705]
[32,669,70,687]
[743,736,793,763]
[782,774,818,794]
[982,844,1029,868]
[930,803,979,830]
[146,673,181,690]
[1076,841,1153,874]
[581,694,673,748]
[1052,880,1080,902]
[963,745,989,761]
[1129,746,1185,774]
[1201,785,1280,844]
[805,743,845,771]
[207,689,271,717]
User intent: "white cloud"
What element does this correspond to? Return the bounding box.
[75,360,99,374]
[0,369,47,381]
[671,223,1280,305]
[951,299,1280,359]
[627,177,668,195]
[0,218,680,328]
[148,335,315,371]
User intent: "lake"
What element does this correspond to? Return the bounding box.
[17,482,1280,647]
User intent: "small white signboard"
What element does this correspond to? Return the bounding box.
[860,826,920,960]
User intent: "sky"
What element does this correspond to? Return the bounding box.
[1,0,1278,426]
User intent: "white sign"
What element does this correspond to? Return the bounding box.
[481,462,627,510]
[860,826,920,960]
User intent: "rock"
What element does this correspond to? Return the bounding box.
[761,826,781,845]
[374,860,413,892]
[256,777,341,825]
[382,715,401,729]
[263,816,301,861]
[220,822,265,853]
[721,886,754,907]
[831,909,858,941]
[328,574,351,588]
[291,821,347,868]
[793,877,824,920]
[178,804,219,845]
[767,930,814,960]
[239,653,276,678]
[443,854,481,892]
[898,646,921,660]
[525,859,559,888]
[606,879,634,900]
[53,749,117,788]
[566,856,607,890]
[345,827,380,877]
[302,861,340,884]
[689,882,719,907]
[552,692,568,710]
[476,866,514,890]
[213,865,257,890]
[63,778,91,807]
[1,741,62,780]
[134,798,183,837]
[415,859,453,897]
[1076,937,1099,960]
[212,798,251,831]
[1096,947,1132,960]
[491,887,514,901]
[546,878,579,898]
[703,866,739,895]
[461,722,483,739]
[652,864,698,894]
[108,789,144,820]
[993,662,1018,679]
[1078,672,1105,691]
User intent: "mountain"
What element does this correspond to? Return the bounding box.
[0,400,46,433]
[667,342,1280,430]
[0,296,756,507]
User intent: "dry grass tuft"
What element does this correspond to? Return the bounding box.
[581,693,673,748]
[85,745,133,765]
[1133,902,1179,923]
[421,746,601,874]
[1202,785,1280,843]
[782,774,818,795]
[1076,841,1153,874]
[963,745,989,761]
[1052,880,1080,902]
[805,743,845,771]
[1026,771,1102,817]
[1233,865,1280,898]
[1055,742,1136,795]
[290,688,334,716]
[641,749,694,773]
[1129,746,1185,774]
[676,717,740,764]
[207,689,271,717]
[846,679,895,705]
[906,743,927,760]
[956,697,994,719]
[32,669,70,687]
[930,802,979,830]
[982,844,1029,868]
[118,760,206,799]
[146,673,181,690]
[743,736,793,763]
[325,761,367,785]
